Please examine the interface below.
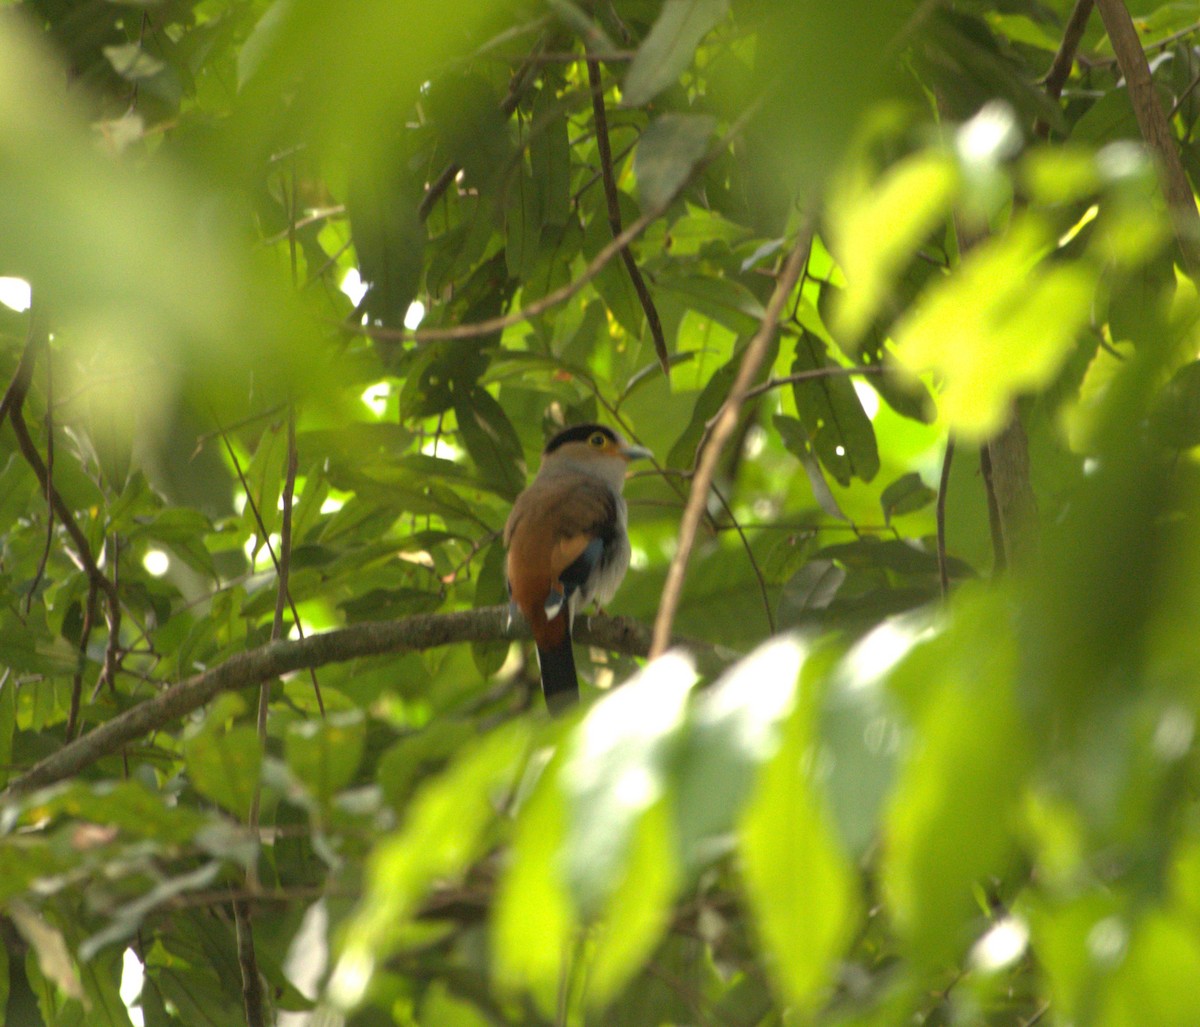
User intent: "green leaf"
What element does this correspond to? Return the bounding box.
[739,656,859,1012]
[586,800,678,1010]
[622,0,729,107]
[881,591,1027,969]
[562,653,697,916]
[635,113,715,212]
[1102,911,1200,1025]
[103,43,166,81]
[491,744,575,1014]
[183,724,262,821]
[1151,361,1200,449]
[777,559,846,626]
[328,721,533,1009]
[505,169,541,280]
[881,472,937,522]
[790,331,880,485]
[674,636,806,875]
[530,91,571,229]
[830,149,959,345]
[346,160,426,329]
[455,387,526,499]
[893,216,1097,439]
[285,710,366,804]
[472,540,510,678]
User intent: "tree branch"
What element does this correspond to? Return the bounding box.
[1043,0,1093,104]
[936,435,955,597]
[3,609,721,798]
[587,57,669,376]
[649,224,815,659]
[1094,0,1200,278]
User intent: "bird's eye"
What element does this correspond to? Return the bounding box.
[589,432,607,447]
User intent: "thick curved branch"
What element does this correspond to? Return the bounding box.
[1094,0,1200,278]
[649,224,815,659]
[4,609,722,798]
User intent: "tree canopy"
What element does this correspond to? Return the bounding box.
[2,0,1200,1024]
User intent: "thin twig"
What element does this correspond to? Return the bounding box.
[649,225,815,659]
[216,420,323,713]
[936,436,955,598]
[587,57,669,376]
[709,482,775,634]
[741,364,885,403]
[233,897,265,1027]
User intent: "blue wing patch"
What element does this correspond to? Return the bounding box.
[545,537,605,620]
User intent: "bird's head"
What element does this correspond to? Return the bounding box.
[539,423,652,487]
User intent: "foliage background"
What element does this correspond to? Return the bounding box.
[2,0,1200,1023]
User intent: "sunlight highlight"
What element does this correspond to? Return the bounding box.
[970,916,1029,972]
[361,381,389,417]
[0,277,31,312]
[339,267,367,306]
[853,379,880,419]
[141,549,169,577]
[120,947,145,1027]
[840,615,935,692]
[404,300,426,330]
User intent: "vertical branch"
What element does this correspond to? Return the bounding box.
[218,419,324,714]
[1093,0,1200,278]
[649,227,814,659]
[233,896,266,1027]
[586,58,670,376]
[710,481,776,634]
[936,436,955,597]
[66,583,98,741]
[27,347,54,612]
[238,410,297,1027]
[1042,0,1094,106]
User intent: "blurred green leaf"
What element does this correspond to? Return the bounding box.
[881,472,937,522]
[894,217,1097,439]
[882,591,1028,969]
[635,114,716,212]
[739,652,859,1012]
[622,0,728,107]
[285,710,366,804]
[184,724,262,821]
[562,653,697,915]
[830,150,958,345]
[329,721,533,1008]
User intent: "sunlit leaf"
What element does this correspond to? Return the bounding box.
[893,217,1097,439]
[491,746,575,1013]
[830,150,959,345]
[328,721,532,1009]
[561,653,697,916]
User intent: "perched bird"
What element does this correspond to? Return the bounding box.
[504,423,651,710]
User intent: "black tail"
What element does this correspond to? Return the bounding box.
[537,626,578,713]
